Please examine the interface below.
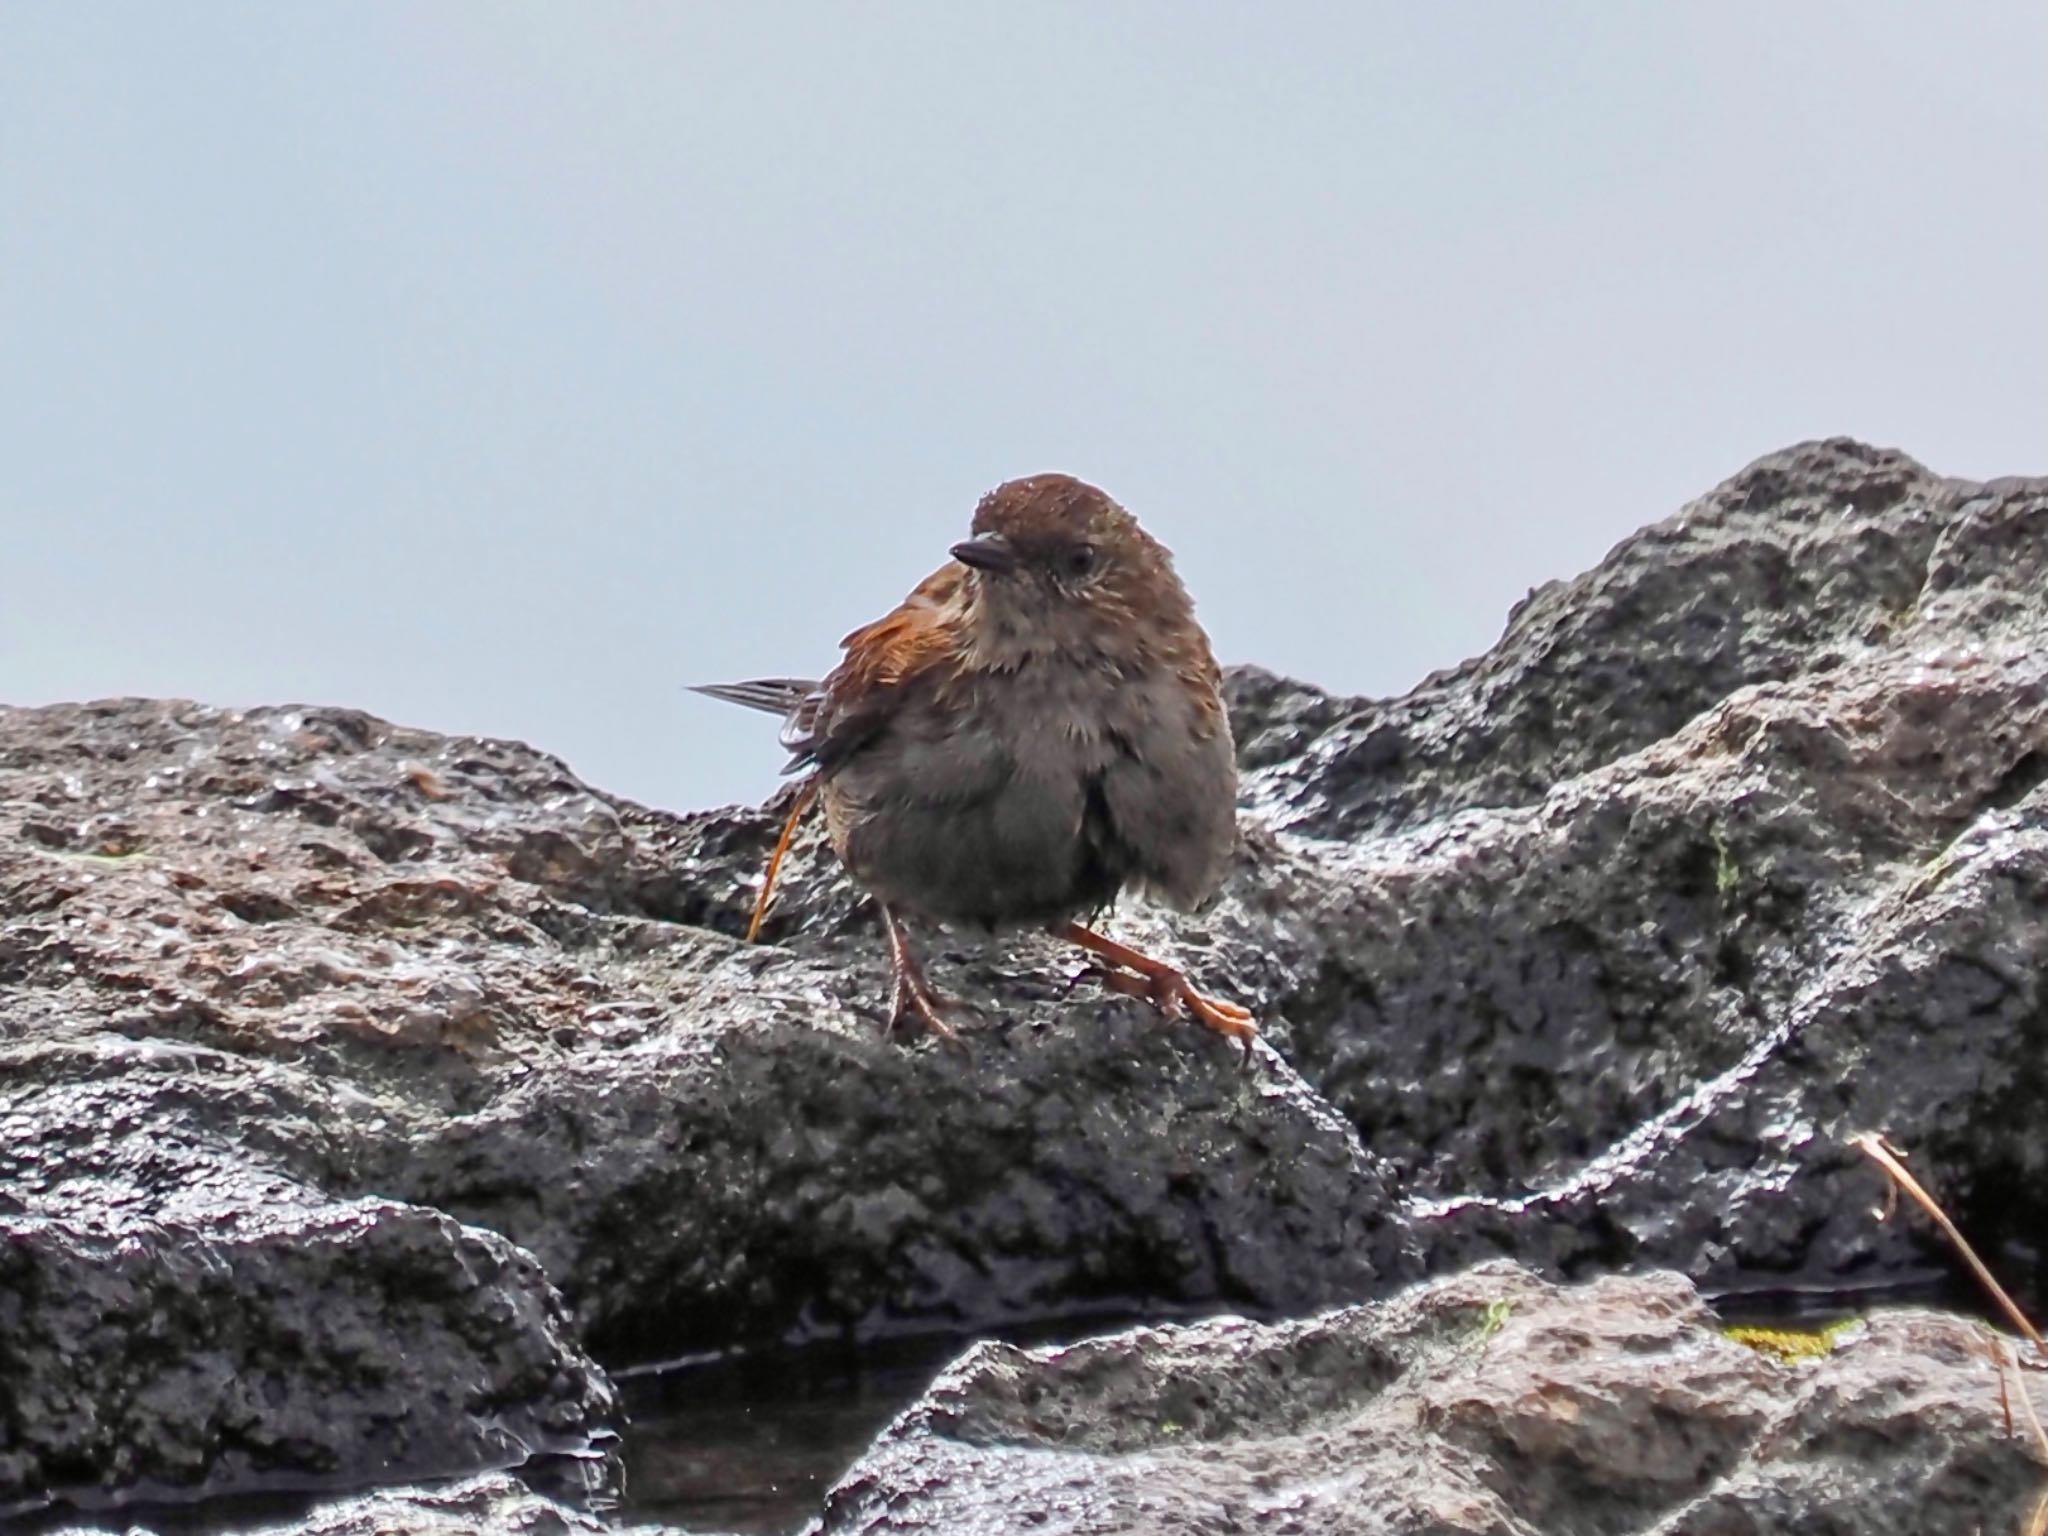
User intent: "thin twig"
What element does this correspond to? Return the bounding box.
[1998,1331,2018,1436]
[1850,1131,2043,1347]
[747,779,820,943]
[2012,1338,2048,1453]
[2009,1338,2048,1536]
[1854,1132,2048,1531]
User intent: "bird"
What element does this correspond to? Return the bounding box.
[692,473,1256,1055]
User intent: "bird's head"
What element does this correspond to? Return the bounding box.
[949,474,1190,657]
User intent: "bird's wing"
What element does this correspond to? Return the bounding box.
[1177,641,1231,740]
[783,562,969,775]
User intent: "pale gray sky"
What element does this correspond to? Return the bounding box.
[4,4,2043,813]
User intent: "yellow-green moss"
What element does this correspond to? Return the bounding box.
[1722,1318,1861,1362]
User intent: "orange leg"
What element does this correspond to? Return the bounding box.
[881,904,965,1051]
[1057,921,1258,1060]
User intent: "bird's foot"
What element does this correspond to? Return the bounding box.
[878,903,968,1054]
[1059,923,1259,1063]
[887,966,968,1052]
[1085,963,1258,1059]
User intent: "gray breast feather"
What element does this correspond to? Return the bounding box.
[1096,673,1237,910]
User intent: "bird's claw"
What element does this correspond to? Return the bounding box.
[888,973,969,1055]
[1083,960,1259,1065]
[878,904,969,1055]
[1064,963,1111,996]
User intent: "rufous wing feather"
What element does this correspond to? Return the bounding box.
[782,563,969,773]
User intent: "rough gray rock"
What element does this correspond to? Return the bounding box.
[36,1471,683,1536]
[1232,441,2048,1300]
[0,693,1417,1369]
[814,1262,2048,1536]
[6,437,2048,1528]
[1233,439,1956,838]
[0,688,1413,1516]
[0,1036,616,1515]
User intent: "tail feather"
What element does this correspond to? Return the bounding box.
[688,678,820,719]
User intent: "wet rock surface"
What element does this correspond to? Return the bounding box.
[36,1471,646,1536]
[0,1190,611,1517]
[3,437,2047,1530]
[1240,442,2048,1301]
[0,648,1413,1522]
[816,1261,2048,1536]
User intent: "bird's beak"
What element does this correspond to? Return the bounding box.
[950,534,1018,574]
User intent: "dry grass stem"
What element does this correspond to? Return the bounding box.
[1850,1131,2042,1347]
[747,779,820,943]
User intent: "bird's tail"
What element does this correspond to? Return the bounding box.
[688,678,820,718]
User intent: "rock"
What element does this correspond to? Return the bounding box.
[35,1471,694,1536]
[0,696,1416,1514]
[814,1262,2048,1536]
[1236,441,2048,1298]
[1233,438,1956,839]
[0,1035,615,1514]
[6,437,2048,1524]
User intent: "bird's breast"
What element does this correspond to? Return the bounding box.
[824,655,1142,927]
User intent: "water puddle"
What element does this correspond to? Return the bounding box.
[612,1306,1224,1533]
[613,1332,974,1533]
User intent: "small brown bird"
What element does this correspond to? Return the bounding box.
[693,473,1255,1053]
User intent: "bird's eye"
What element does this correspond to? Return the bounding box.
[1064,543,1098,579]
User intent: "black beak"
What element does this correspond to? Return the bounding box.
[950,535,1018,574]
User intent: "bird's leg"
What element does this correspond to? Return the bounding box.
[881,904,964,1049]
[1057,921,1258,1058]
